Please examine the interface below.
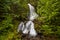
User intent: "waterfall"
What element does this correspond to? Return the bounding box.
[17,22,24,32]
[28,3,38,21]
[17,3,38,37]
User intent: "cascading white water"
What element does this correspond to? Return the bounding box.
[28,21,37,37]
[28,3,38,21]
[17,22,24,32]
[17,3,38,37]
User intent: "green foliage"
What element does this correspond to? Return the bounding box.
[0,0,60,40]
[37,0,60,36]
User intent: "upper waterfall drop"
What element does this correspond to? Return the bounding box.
[28,3,35,14]
[28,3,38,21]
